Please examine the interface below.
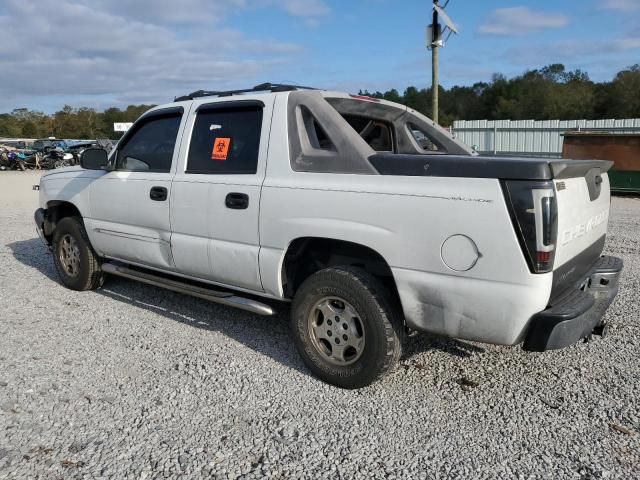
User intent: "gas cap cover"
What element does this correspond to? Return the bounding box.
[441,235,480,272]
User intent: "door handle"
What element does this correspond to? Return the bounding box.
[150,186,168,201]
[225,192,249,210]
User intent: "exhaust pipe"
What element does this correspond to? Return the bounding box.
[592,322,609,338]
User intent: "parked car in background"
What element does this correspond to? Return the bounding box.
[33,138,67,153]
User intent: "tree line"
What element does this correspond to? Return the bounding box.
[0,104,154,140]
[361,63,640,126]
[1,63,639,140]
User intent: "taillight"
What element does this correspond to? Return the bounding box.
[503,180,558,273]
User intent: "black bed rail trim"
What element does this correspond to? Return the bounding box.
[368,154,613,181]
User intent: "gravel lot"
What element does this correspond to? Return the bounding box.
[0,171,638,479]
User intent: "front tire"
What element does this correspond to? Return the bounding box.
[52,217,103,291]
[291,266,403,389]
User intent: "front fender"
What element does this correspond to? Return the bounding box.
[39,169,103,218]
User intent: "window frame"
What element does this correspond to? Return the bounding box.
[298,104,338,154]
[287,92,379,175]
[185,100,265,176]
[323,94,474,157]
[111,106,184,173]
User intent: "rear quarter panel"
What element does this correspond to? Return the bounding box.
[260,93,551,345]
[260,173,552,345]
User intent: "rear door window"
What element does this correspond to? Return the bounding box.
[187,106,263,175]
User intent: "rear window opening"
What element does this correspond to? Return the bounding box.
[325,97,451,156]
[407,123,445,153]
[341,114,394,152]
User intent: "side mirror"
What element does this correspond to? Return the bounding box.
[80,148,109,170]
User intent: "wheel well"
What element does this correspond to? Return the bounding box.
[282,237,400,303]
[44,201,82,239]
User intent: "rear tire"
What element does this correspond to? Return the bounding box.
[291,266,403,389]
[52,217,103,291]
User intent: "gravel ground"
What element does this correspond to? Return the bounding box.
[0,171,638,479]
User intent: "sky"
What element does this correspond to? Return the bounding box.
[0,0,639,113]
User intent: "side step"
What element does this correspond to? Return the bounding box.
[101,263,275,316]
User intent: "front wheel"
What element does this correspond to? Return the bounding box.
[52,217,104,291]
[291,266,403,389]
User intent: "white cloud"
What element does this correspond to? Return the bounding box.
[479,7,569,36]
[600,0,640,12]
[502,37,640,65]
[0,0,310,111]
[89,0,247,24]
[612,37,640,49]
[88,0,330,24]
[276,0,330,17]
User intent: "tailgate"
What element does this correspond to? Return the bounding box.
[550,161,612,299]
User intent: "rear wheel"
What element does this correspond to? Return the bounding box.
[52,217,103,291]
[291,266,403,389]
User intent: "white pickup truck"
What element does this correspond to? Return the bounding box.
[35,83,623,388]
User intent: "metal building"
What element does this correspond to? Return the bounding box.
[451,119,640,157]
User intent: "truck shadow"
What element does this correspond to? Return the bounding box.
[404,333,485,359]
[8,237,485,379]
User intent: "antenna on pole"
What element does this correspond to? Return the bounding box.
[427,1,457,125]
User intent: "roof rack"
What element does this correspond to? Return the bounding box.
[174,82,317,102]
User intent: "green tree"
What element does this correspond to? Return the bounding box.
[0,113,21,137]
[606,64,640,118]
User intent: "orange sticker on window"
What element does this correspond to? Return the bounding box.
[211,137,231,161]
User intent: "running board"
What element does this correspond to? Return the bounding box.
[101,263,274,316]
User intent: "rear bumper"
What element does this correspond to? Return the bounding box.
[523,255,623,351]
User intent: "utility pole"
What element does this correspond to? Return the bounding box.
[431,0,439,124]
[427,0,457,125]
